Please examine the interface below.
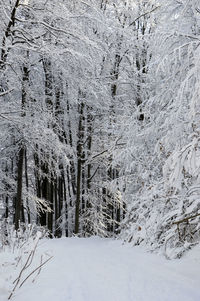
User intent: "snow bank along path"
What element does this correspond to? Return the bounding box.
[2,237,200,301]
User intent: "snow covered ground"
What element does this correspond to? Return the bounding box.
[0,237,200,301]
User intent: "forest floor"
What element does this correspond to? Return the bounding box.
[0,237,200,301]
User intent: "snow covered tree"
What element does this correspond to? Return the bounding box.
[121,0,200,258]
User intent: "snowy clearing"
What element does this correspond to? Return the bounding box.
[1,238,200,301]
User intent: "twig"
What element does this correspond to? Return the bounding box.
[129,6,161,27]
[173,213,200,225]
[19,256,53,288]
[0,89,14,97]
[8,251,33,300]
[12,239,39,285]
[32,255,43,283]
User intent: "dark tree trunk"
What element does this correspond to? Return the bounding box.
[48,179,54,235]
[0,0,20,68]
[15,62,29,230]
[25,149,30,223]
[37,57,54,231]
[15,147,24,230]
[74,100,85,234]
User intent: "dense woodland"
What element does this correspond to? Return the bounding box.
[0,0,200,258]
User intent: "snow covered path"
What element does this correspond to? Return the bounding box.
[2,237,200,301]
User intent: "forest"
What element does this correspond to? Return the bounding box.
[0,0,200,261]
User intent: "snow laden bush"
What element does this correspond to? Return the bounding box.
[0,220,49,250]
[162,135,200,258]
[0,221,51,299]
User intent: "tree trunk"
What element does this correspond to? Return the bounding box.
[15,61,29,229]
[74,100,85,234]
[0,0,20,68]
[15,147,24,230]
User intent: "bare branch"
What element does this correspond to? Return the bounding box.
[173,213,200,225]
[0,89,13,97]
[129,6,161,27]
[19,256,53,289]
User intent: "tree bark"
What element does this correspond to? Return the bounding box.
[0,0,20,68]
[74,100,85,234]
[15,147,24,230]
